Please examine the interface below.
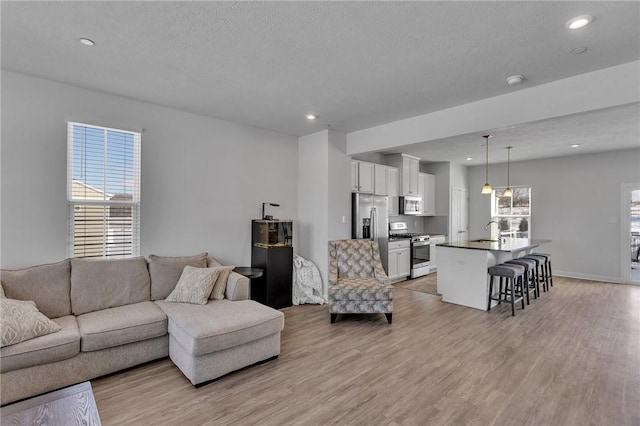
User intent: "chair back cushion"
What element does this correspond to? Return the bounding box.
[335,240,375,279]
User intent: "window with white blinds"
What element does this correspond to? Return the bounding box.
[67,122,141,259]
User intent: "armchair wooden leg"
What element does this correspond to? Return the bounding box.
[330,313,337,323]
[385,313,392,324]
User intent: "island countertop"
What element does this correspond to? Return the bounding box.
[437,238,551,253]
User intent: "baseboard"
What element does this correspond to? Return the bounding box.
[554,270,624,284]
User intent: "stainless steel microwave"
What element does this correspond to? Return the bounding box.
[399,196,422,215]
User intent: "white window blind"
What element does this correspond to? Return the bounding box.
[67,122,141,259]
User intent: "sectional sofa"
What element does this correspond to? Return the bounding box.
[0,253,285,405]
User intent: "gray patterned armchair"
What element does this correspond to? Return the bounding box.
[328,239,393,324]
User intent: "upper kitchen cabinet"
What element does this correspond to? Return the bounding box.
[373,164,399,215]
[421,173,436,216]
[387,167,399,216]
[351,160,374,193]
[374,164,387,195]
[388,154,420,196]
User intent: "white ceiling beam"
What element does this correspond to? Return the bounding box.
[346,61,640,156]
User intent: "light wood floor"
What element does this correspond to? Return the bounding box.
[92,277,640,425]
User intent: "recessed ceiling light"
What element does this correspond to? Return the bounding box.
[571,144,580,148]
[305,114,317,120]
[506,75,524,85]
[566,15,593,30]
[466,157,473,161]
[80,38,95,46]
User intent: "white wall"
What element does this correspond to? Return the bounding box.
[450,163,468,190]
[468,148,640,282]
[1,71,299,268]
[298,130,329,287]
[327,130,350,242]
[297,129,351,295]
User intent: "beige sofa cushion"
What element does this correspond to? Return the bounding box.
[155,299,284,356]
[207,257,248,301]
[149,253,208,301]
[77,301,167,352]
[1,315,79,373]
[210,266,234,300]
[166,266,220,305]
[71,257,150,315]
[1,259,71,318]
[1,299,62,347]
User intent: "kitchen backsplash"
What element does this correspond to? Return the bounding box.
[390,217,425,234]
[390,215,448,236]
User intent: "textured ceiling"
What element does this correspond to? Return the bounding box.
[2,1,639,161]
[382,102,640,165]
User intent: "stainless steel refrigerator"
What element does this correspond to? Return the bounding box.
[352,193,389,273]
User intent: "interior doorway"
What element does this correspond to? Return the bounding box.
[450,187,468,243]
[622,184,640,284]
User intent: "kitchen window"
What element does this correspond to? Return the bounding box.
[67,122,141,258]
[491,187,531,239]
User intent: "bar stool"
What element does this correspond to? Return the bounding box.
[523,254,549,293]
[530,252,553,288]
[505,258,538,303]
[487,263,525,316]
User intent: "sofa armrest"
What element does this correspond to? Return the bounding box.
[225,271,250,301]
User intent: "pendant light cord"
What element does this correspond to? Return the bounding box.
[484,135,491,183]
[507,146,510,188]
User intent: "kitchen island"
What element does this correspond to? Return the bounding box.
[436,238,551,310]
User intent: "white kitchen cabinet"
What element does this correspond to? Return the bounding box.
[422,173,436,216]
[374,164,387,195]
[397,248,411,276]
[428,235,446,273]
[418,173,426,213]
[351,160,374,193]
[387,240,410,280]
[387,154,420,196]
[350,161,359,192]
[387,167,399,216]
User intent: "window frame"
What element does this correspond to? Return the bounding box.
[490,186,532,239]
[67,121,141,259]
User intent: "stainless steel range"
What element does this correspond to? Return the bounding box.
[389,222,430,279]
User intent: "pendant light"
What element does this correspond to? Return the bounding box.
[481,135,493,194]
[503,146,513,197]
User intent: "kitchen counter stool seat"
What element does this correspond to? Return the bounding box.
[523,254,549,293]
[530,252,553,289]
[505,258,538,303]
[487,263,526,316]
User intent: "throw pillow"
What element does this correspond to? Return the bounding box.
[166,266,220,305]
[209,266,235,300]
[1,298,61,347]
[148,253,208,300]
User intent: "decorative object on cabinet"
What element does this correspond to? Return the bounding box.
[262,202,280,220]
[251,220,293,309]
[503,146,513,198]
[481,135,493,194]
[328,239,393,324]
